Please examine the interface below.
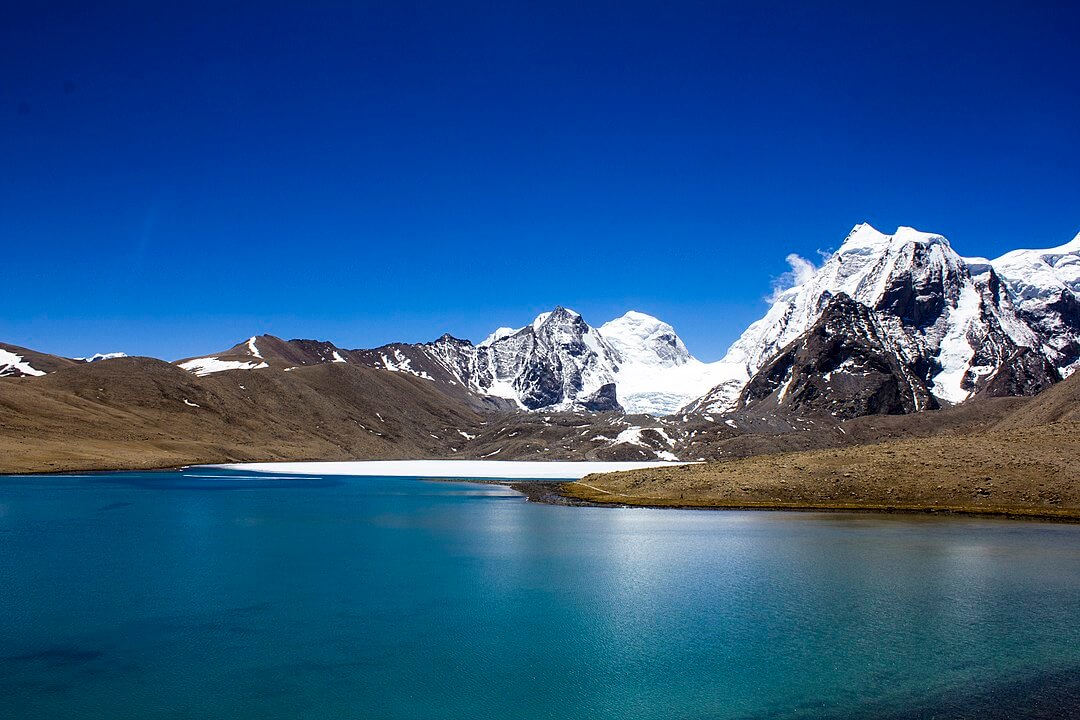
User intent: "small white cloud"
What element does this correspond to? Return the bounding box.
[767,253,817,303]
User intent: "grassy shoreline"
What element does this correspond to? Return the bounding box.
[554,480,1080,521]
[532,421,1080,522]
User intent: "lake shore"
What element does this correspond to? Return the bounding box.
[417,479,1080,522]
[6,419,1078,522]
[548,481,1080,520]
[516,421,1080,521]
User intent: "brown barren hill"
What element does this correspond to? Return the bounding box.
[0,357,482,474]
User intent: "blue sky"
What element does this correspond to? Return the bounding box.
[2,1,1078,361]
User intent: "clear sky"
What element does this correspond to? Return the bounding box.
[2,1,1078,361]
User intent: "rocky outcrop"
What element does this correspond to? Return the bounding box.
[976,348,1060,398]
[737,294,937,419]
[578,383,620,412]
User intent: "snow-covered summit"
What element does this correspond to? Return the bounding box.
[77,352,128,363]
[709,223,1041,410]
[594,311,745,415]
[724,224,961,371]
[470,306,620,411]
[477,307,745,415]
[600,311,692,368]
[479,327,520,346]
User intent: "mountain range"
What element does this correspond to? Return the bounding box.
[170,223,1080,417]
[2,222,1078,471]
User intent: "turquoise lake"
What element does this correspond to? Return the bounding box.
[2,469,1079,719]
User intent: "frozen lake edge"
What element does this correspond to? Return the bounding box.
[201,459,693,480]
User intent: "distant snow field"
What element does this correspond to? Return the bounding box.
[202,459,690,479]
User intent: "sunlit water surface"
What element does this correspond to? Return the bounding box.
[2,470,1079,719]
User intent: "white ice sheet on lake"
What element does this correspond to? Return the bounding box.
[201,459,689,479]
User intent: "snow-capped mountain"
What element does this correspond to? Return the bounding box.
[451,308,745,414]
[358,307,739,414]
[171,310,736,414]
[690,224,1057,415]
[598,312,745,415]
[162,222,1077,421]
[986,232,1080,376]
[348,308,623,412]
[76,352,128,363]
[476,307,621,410]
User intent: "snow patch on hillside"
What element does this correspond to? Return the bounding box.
[379,350,435,381]
[178,357,269,376]
[0,349,45,377]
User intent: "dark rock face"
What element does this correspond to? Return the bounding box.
[272,338,347,366]
[978,348,1061,398]
[739,294,938,419]
[872,243,951,328]
[937,274,1043,401]
[1021,288,1080,372]
[518,355,568,409]
[579,383,620,412]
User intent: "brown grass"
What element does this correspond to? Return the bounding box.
[567,421,1080,519]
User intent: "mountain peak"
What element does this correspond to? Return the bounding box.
[599,311,690,368]
[531,306,582,332]
[844,222,889,246]
[720,222,1034,408]
[615,310,663,323]
[840,224,949,255]
[479,326,520,346]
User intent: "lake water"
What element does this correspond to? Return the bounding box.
[2,469,1079,719]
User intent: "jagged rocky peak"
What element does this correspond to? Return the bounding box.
[694,222,1053,417]
[423,306,741,415]
[724,223,973,373]
[532,306,594,342]
[599,311,692,368]
[477,306,622,411]
[430,333,473,349]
